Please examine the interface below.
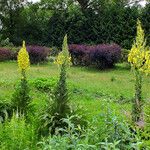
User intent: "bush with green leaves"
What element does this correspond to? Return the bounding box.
[30,77,57,92]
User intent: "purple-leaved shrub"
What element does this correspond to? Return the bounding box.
[0,48,13,61]
[26,46,50,64]
[69,44,121,69]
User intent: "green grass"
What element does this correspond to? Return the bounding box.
[0,61,150,121]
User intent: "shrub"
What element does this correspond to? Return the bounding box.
[0,48,13,61]
[26,45,50,64]
[69,44,121,69]
[69,44,88,66]
[91,44,121,69]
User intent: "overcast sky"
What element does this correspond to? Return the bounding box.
[27,0,147,6]
[27,0,40,2]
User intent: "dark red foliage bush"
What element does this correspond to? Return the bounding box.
[69,44,121,69]
[26,46,50,64]
[0,48,13,61]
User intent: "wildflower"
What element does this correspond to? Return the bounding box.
[17,41,30,71]
[128,19,150,123]
[128,20,150,74]
[54,35,71,67]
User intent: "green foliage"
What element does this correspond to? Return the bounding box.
[141,3,150,46]
[2,1,150,49]
[0,100,12,122]
[38,107,144,150]
[50,47,60,56]
[141,101,150,148]
[121,49,130,62]
[0,38,14,47]
[0,114,36,150]
[0,0,26,45]
[30,77,57,92]
[11,72,31,116]
[54,63,69,115]
[145,101,150,128]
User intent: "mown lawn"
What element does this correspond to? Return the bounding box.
[0,61,150,122]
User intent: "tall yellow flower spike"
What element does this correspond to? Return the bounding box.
[128,20,150,75]
[17,41,30,71]
[55,35,71,66]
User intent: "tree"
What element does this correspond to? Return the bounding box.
[141,3,150,45]
[0,0,27,41]
[75,0,145,11]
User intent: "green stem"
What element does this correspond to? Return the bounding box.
[21,69,26,79]
[132,70,143,122]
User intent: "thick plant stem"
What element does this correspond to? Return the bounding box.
[21,69,26,80]
[132,70,143,123]
[12,69,30,116]
[55,63,69,115]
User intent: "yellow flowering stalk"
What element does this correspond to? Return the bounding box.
[128,20,150,123]
[11,41,31,115]
[128,20,150,74]
[17,41,30,71]
[50,35,71,132]
[54,35,71,67]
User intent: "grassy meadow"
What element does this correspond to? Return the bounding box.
[1,61,150,122]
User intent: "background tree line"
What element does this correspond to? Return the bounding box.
[0,0,149,49]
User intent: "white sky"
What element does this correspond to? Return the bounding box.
[27,0,40,2]
[139,0,147,6]
[27,0,147,6]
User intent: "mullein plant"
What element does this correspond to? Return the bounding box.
[128,20,150,123]
[49,35,71,133]
[12,41,31,116]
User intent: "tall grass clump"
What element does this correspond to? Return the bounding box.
[0,113,36,150]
